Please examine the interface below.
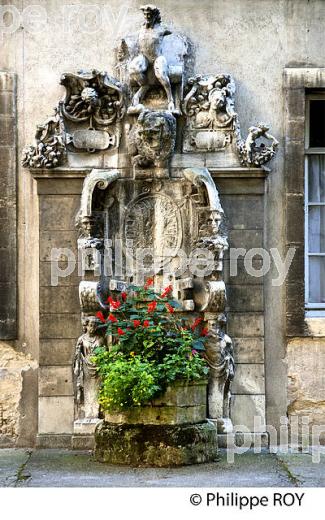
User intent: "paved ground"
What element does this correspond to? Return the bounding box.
[0,448,324,487]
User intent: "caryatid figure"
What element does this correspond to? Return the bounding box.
[74,317,106,419]
[129,4,175,112]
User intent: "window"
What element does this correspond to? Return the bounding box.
[305,94,325,314]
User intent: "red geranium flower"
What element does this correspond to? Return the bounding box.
[96,311,106,323]
[143,320,150,327]
[117,328,125,336]
[161,285,173,298]
[121,292,127,302]
[133,320,141,327]
[144,277,154,289]
[191,317,203,331]
[106,296,121,309]
[165,303,175,313]
[201,327,209,336]
[108,313,118,323]
[147,301,157,313]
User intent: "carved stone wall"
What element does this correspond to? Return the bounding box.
[31,167,267,446]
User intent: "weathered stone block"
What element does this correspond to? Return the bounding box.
[105,404,207,426]
[286,193,304,244]
[227,285,264,312]
[287,339,325,429]
[231,395,266,431]
[37,178,84,196]
[227,230,263,251]
[284,139,304,194]
[284,87,305,120]
[95,421,218,466]
[38,396,74,434]
[0,249,16,282]
[286,245,304,284]
[0,92,14,115]
[233,337,264,363]
[224,258,264,285]
[232,364,265,395]
[221,195,264,230]
[39,366,73,397]
[0,117,15,146]
[40,314,81,339]
[40,230,78,261]
[228,312,264,337]
[215,178,265,195]
[40,286,79,314]
[0,220,10,248]
[39,195,80,231]
[171,153,205,168]
[36,434,72,448]
[0,72,16,92]
[39,339,75,365]
[153,380,207,406]
[105,381,207,425]
[40,261,80,287]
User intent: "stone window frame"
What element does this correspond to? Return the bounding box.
[284,68,325,337]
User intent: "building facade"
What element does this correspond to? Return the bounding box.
[0,0,324,448]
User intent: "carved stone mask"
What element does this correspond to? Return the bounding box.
[207,211,222,234]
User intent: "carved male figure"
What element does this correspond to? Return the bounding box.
[129,4,175,111]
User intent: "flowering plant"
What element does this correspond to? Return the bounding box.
[92,279,209,412]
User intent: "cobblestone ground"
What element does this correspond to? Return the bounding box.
[0,449,324,487]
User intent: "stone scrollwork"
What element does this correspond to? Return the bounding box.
[183,167,224,212]
[128,109,176,168]
[60,69,125,126]
[80,168,120,219]
[22,106,66,169]
[183,74,238,152]
[237,122,279,167]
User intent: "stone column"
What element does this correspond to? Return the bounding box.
[0,71,17,339]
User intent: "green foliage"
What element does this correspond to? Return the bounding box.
[92,280,209,412]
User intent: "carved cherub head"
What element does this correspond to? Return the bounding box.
[208,87,228,111]
[140,4,161,27]
[80,87,99,109]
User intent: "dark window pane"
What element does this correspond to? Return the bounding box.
[309,100,325,147]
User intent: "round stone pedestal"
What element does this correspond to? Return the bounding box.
[94,421,218,467]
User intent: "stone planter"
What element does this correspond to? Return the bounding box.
[103,379,207,425]
[95,380,218,466]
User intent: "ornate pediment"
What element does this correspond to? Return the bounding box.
[22,3,278,173]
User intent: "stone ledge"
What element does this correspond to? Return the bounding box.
[36,434,72,448]
[218,432,269,449]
